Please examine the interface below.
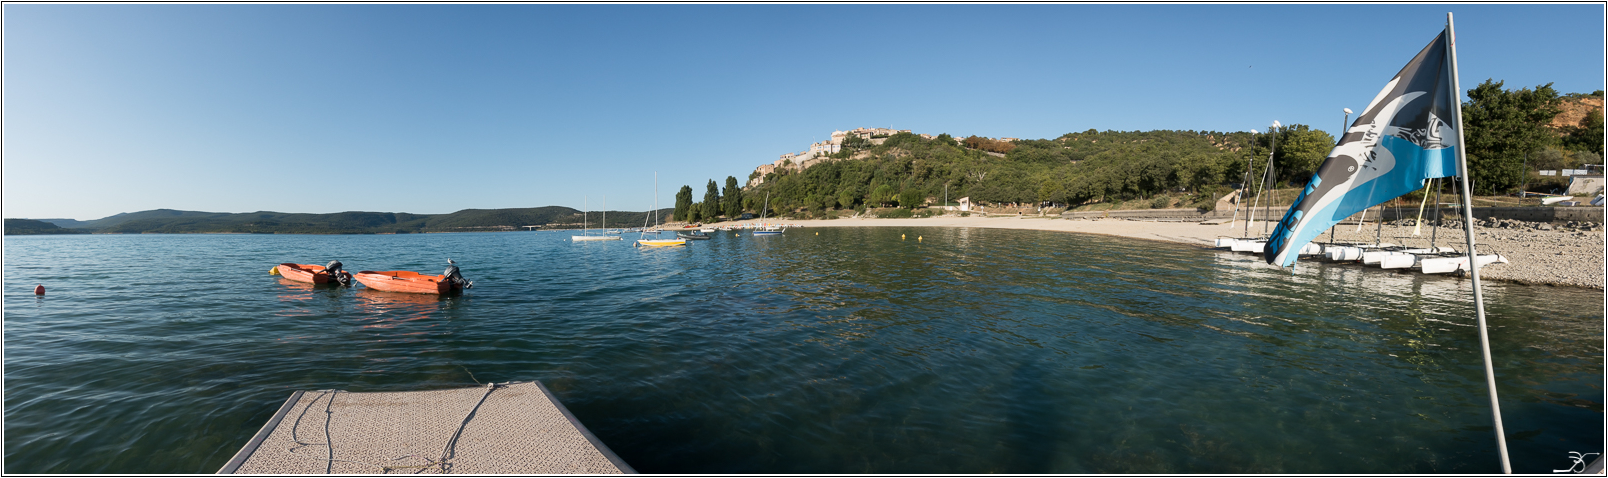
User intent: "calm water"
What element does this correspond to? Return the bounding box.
[4,228,1602,473]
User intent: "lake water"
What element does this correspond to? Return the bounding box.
[3,229,1601,473]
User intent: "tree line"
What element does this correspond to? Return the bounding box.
[673,176,745,223]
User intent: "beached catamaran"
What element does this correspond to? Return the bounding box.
[573,196,621,242]
[1218,123,1282,252]
[752,192,783,236]
[1262,14,1515,472]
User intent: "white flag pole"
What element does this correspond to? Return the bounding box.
[1446,12,1512,474]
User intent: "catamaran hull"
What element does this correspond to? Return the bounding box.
[1379,253,1417,269]
[1230,241,1264,253]
[1418,254,1508,274]
[1326,246,1364,261]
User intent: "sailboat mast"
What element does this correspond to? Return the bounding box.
[1263,123,1279,236]
[1446,12,1510,473]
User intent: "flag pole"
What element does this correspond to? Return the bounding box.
[1446,12,1512,474]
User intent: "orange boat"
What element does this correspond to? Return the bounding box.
[275,262,353,286]
[353,260,473,295]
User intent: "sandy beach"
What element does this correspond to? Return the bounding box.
[705,215,1605,289]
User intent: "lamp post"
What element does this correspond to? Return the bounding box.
[1261,121,1281,236]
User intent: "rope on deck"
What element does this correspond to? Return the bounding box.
[279,384,502,474]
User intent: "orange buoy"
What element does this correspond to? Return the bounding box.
[34,284,45,295]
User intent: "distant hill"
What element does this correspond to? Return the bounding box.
[35,218,92,228]
[6,206,675,234]
[5,218,90,235]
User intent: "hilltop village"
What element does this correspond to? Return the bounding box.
[747,127,1016,188]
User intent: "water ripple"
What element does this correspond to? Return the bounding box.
[4,229,1601,473]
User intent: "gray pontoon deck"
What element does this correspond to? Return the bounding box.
[219,381,633,474]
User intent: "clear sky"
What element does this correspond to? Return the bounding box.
[5,3,1603,220]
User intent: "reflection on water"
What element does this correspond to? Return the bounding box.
[2,230,1601,474]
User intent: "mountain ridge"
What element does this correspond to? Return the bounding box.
[7,206,675,235]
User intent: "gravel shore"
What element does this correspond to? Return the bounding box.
[720,214,1605,289]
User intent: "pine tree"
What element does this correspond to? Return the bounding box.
[1463,80,1562,194]
[702,179,720,221]
[722,176,743,219]
[674,185,694,221]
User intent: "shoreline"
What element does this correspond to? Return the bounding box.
[707,215,1605,290]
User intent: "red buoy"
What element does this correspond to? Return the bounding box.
[34,284,45,295]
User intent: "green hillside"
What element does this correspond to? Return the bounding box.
[744,128,1332,218]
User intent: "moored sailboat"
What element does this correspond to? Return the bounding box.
[637,172,687,247]
[573,196,622,242]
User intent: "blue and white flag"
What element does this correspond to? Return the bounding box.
[1265,30,1460,266]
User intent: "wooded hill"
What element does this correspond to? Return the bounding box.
[4,219,90,235]
[724,85,1603,219]
[6,207,674,235]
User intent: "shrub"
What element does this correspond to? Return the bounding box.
[877,208,914,218]
[1150,196,1171,209]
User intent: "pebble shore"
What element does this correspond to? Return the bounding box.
[757,215,1605,290]
[1320,218,1605,289]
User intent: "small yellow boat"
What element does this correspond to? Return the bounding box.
[633,172,687,248]
[636,238,687,247]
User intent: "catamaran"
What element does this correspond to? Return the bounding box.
[573,196,621,241]
[753,192,783,236]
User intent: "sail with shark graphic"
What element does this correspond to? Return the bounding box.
[1264,30,1461,267]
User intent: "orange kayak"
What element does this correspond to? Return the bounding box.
[277,263,351,285]
[353,270,460,294]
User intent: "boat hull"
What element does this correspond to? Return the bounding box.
[1230,240,1264,253]
[572,235,620,241]
[353,270,457,294]
[1298,243,1324,256]
[278,263,342,284]
[1379,253,1417,269]
[1326,246,1363,261]
[1418,254,1508,274]
[636,239,687,247]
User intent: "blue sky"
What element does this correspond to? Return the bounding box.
[5,4,1603,220]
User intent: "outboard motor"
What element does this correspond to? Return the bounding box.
[326,260,353,287]
[443,259,473,290]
